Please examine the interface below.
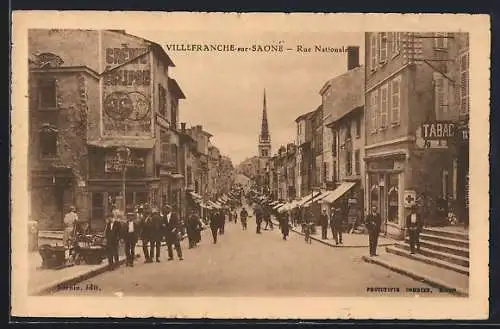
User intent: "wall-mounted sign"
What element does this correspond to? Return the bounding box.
[404,190,417,208]
[368,159,395,171]
[105,154,146,173]
[102,44,152,138]
[421,121,456,140]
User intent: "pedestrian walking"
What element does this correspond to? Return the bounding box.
[331,207,344,245]
[123,212,138,267]
[366,205,382,257]
[406,205,423,254]
[140,205,154,263]
[303,217,312,244]
[104,211,121,269]
[149,207,163,262]
[320,209,329,240]
[187,210,202,249]
[240,207,248,230]
[209,210,220,243]
[233,209,238,224]
[254,206,263,234]
[264,208,273,230]
[279,211,290,240]
[218,209,226,235]
[163,205,183,261]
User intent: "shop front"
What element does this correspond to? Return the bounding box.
[365,153,406,239]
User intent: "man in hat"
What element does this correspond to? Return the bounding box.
[406,205,423,254]
[331,207,344,245]
[123,210,139,267]
[320,208,329,240]
[163,204,183,261]
[366,205,382,257]
[104,208,122,269]
[140,205,154,263]
[149,206,163,262]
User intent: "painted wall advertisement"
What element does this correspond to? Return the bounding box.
[102,45,152,137]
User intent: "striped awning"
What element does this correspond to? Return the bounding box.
[321,182,356,204]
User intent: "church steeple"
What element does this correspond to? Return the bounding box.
[258,88,271,158]
[260,89,270,141]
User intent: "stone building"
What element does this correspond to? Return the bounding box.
[28,29,183,231]
[364,32,469,238]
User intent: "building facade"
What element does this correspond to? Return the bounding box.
[29,29,182,231]
[364,32,469,238]
[294,110,316,199]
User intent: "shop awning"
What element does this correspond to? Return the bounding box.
[210,201,222,209]
[269,201,279,206]
[321,182,356,204]
[273,203,285,210]
[297,191,323,207]
[87,138,156,149]
[302,190,334,207]
[190,191,202,200]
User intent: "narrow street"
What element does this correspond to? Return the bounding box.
[52,205,442,297]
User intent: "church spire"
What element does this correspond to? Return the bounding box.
[260,89,269,141]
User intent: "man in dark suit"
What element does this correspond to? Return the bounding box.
[150,207,163,262]
[104,211,121,269]
[163,204,183,261]
[209,209,220,243]
[406,205,423,254]
[140,205,154,263]
[366,205,382,257]
[320,209,329,240]
[123,212,138,267]
[254,206,263,234]
[331,207,344,245]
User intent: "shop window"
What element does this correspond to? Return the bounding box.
[39,130,58,158]
[387,174,399,223]
[38,79,57,109]
[369,174,380,208]
[91,192,104,222]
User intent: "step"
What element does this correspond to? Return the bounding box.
[363,253,469,297]
[387,245,469,276]
[404,238,469,258]
[418,233,469,249]
[422,227,469,241]
[394,243,469,268]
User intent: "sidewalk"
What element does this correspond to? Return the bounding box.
[271,218,396,248]
[362,251,469,297]
[30,234,189,295]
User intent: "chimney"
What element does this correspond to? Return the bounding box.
[347,46,360,70]
[181,122,186,133]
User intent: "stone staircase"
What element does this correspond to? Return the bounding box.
[386,227,469,276]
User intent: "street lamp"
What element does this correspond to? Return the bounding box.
[116,146,131,215]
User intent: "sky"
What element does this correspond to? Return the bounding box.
[128,29,364,165]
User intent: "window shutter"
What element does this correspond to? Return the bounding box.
[379,33,388,63]
[380,85,389,128]
[390,78,401,124]
[371,34,378,70]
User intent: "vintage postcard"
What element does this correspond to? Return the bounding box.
[11,11,490,319]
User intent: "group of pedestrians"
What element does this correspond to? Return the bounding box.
[103,203,184,270]
[319,207,345,245]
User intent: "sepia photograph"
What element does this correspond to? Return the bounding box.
[11,12,490,319]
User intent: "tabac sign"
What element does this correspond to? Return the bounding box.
[102,44,153,137]
[416,121,456,149]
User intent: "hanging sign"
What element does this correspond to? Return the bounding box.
[404,190,417,208]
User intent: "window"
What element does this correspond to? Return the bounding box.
[460,52,469,115]
[355,150,360,175]
[170,99,178,130]
[331,130,337,156]
[38,79,57,108]
[433,72,449,119]
[390,76,401,124]
[434,32,448,50]
[370,91,379,132]
[380,84,389,128]
[345,151,352,176]
[345,123,352,141]
[332,161,337,182]
[158,84,166,116]
[39,130,58,158]
[391,32,401,56]
[355,117,361,138]
[261,149,268,157]
[370,34,378,71]
[379,33,388,63]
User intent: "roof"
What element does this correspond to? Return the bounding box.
[326,105,364,127]
[87,138,156,149]
[319,65,364,95]
[111,30,176,68]
[295,109,317,123]
[168,78,186,99]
